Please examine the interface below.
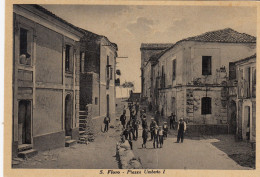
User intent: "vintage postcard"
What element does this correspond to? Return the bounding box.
[3,0,260,177]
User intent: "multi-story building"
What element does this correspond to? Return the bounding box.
[140,44,173,104]
[229,54,256,141]
[13,5,83,156]
[142,28,256,125]
[79,29,118,122]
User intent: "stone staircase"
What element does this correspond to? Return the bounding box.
[78,108,95,144]
[17,144,38,159]
[65,136,77,147]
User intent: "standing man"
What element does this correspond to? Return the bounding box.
[133,118,140,140]
[169,113,176,129]
[176,118,186,143]
[142,128,148,148]
[120,112,127,128]
[149,118,157,141]
[141,116,148,129]
[103,115,111,132]
[135,102,139,116]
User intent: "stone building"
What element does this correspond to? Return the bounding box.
[13,5,83,157]
[142,28,256,125]
[229,54,256,141]
[140,43,173,104]
[79,29,118,122]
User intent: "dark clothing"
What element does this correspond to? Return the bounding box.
[133,120,140,140]
[169,115,176,129]
[159,135,164,147]
[142,119,148,129]
[177,131,184,143]
[103,116,110,132]
[163,125,168,138]
[120,114,126,128]
[150,121,157,140]
[142,129,148,148]
[153,133,159,148]
[177,121,186,143]
[179,122,185,132]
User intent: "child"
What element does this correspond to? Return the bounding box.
[158,126,164,148]
[163,122,168,139]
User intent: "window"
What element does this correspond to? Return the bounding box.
[80,52,85,73]
[201,97,211,115]
[106,56,110,79]
[229,62,236,80]
[172,59,176,81]
[95,97,98,105]
[202,56,212,75]
[65,45,73,72]
[252,67,256,98]
[19,28,31,65]
[110,67,113,80]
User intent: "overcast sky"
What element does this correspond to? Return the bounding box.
[42,5,256,93]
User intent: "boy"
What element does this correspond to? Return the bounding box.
[158,126,164,148]
[163,122,168,139]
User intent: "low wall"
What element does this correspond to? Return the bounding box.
[116,141,142,169]
[186,124,229,136]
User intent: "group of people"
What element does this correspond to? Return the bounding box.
[119,103,187,150]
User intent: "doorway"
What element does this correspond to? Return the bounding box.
[65,94,73,136]
[243,106,251,140]
[18,100,31,145]
[229,100,237,134]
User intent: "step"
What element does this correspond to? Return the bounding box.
[18,149,38,159]
[79,127,85,131]
[65,136,71,141]
[65,140,77,147]
[79,119,86,123]
[18,144,32,152]
[79,131,85,135]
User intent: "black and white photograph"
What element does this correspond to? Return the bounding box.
[6,1,258,173]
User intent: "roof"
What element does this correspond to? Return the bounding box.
[232,54,256,65]
[30,5,118,50]
[150,28,256,63]
[79,28,118,50]
[130,93,141,99]
[31,5,83,34]
[140,43,174,50]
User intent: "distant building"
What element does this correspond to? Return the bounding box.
[229,54,256,141]
[129,92,141,102]
[13,5,83,156]
[140,43,173,103]
[79,29,118,120]
[141,28,256,125]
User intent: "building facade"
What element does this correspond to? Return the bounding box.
[79,30,118,120]
[142,28,256,125]
[13,5,83,156]
[140,44,173,103]
[230,54,256,141]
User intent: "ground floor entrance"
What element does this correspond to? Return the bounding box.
[18,100,32,145]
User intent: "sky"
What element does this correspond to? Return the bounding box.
[42,5,256,95]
